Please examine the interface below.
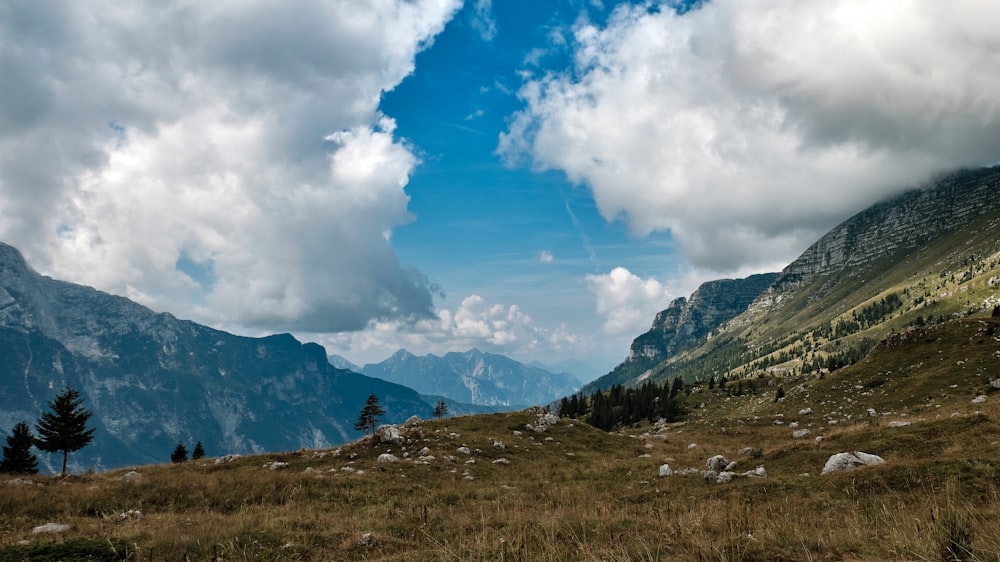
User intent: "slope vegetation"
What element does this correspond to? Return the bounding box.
[4,318,1000,561]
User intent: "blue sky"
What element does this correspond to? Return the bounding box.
[2,0,999,381]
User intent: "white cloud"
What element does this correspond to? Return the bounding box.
[470,0,498,42]
[585,267,670,335]
[319,293,588,364]
[538,250,554,264]
[500,0,1000,272]
[0,0,462,332]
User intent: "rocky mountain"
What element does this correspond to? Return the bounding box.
[609,165,1000,388]
[357,349,581,408]
[583,273,778,393]
[0,243,432,472]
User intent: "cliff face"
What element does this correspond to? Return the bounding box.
[0,243,431,472]
[763,167,1000,302]
[582,272,778,393]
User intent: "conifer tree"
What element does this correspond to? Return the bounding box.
[354,393,384,435]
[0,422,39,474]
[171,442,188,463]
[192,441,205,460]
[433,399,449,418]
[35,387,95,477]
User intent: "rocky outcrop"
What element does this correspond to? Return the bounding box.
[582,272,778,393]
[757,166,1000,307]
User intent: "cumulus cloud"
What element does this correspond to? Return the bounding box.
[319,293,585,363]
[585,267,670,335]
[500,0,1000,272]
[538,250,555,263]
[470,0,498,42]
[0,0,462,331]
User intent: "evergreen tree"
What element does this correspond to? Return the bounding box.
[433,399,449,419]
[354,393,384,435]
[171,442,188,463]
[775,386,786,402]
[192,441,206,460]
[0,422,39,474]
[993,304,1000,317]
[35,387,95,477]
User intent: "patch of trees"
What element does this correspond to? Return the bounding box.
[559,378,685,432]
[1,387,95,477]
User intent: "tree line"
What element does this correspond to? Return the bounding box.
[558,378,685,431]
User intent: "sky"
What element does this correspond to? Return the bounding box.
[2,0,1000,380]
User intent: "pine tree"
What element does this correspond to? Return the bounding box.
[171,442,188,463]
[433,399,449,419]
[354,393,384,435]
[192,441,205,460]
[35,387,95,477]
[0,422,39,474]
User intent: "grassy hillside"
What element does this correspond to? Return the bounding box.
[3,318,1000,560]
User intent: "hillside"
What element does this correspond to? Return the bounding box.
[0,243,432,471]
[3,318,1000,561]
[611,165,1000,389]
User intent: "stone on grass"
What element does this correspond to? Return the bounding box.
[821,452,885,475]
[792,429,812,439]
[376,425,405,446]
[121,471,143,483]
[215,454,241,464]
[972,395,987,404]
[377,453,399,463]
[32,523,71,534]
[737,447,753,457]
[658,464,673,477]
[887,421,911,428]
[799,408,813,415]
[706,455,730,472]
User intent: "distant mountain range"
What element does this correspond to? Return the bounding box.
[0,243,432,472]
[346,349,582,408]
[589,165,1000,391]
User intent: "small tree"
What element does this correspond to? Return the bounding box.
[354,393,384,435]
[433,399,449,419]
[775,386,786,403]
[35,387,95,477]
[0,422,39,474]
[192,441,205,460]
[171,442,188,463]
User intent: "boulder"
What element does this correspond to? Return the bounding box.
[658,464,673,477]
[706,455,730,472]
[821,452,885,474]
[741,466,767,478]
[792,429,812,439]
[377,453,399,463]
[376,425,405,446]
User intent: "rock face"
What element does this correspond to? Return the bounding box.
[0,242,433,472]
[359,348,580,407]
[756,166,1000,308]
[583,273,778,393]
[821,452,886,474]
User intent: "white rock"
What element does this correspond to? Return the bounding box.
[687,443,698,449]
[799,408,813,415]
[706,455,730,472]
[377,454,399,463]
[492,458,511,465]
[792,429,812,439]
[972,395,987,404]
[457,446,471,455]
[405,415,421,425]
[867,408,878,417]
[814,436,824,445]
[418,447,431,456]
[264,461,290,470]
[724,461,739,472]
[215,454,241,464]
[658,464,673,477]
[741,466,767,478]
[32,523,71,534]
[121,471,143,483]
[492,440,506,449]
[887,421,911,428]
[789,422,800,429]
[376,425,405,446]
[821,452,885,474]
[737,447,753,457]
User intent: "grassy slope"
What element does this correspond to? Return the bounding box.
[3,318,1000,561]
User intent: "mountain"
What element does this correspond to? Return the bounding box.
[0,243,432,472]
[527,359,591,384]
[357,349,581,407]
[583,272,778,393]
[328,354,362,373]
[603,165,1000,389]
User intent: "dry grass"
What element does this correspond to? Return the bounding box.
[4,320,1000,561]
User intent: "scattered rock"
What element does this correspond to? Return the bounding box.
[658,464,673,477]
[972,395,987,404]
[376,425,405,446]
[377,454,399,463]
[32,523,71,534]
[457,446,471,455]
[405,415,421,425]
[357,532,378,548]
[867,408,878,417]
[492,458,511,465]
[121,471,143,483]
[215,454,241,464]
[789,422,800,429]
[263,461,290,470]
[737,447,753,457]
[792,429,812,439]
[814,436,824,445]
[821,452,885,474]
[687,443,697,449]
[799,408,813,415]
[5,478,39,487]
[418,447,431,456]
[887,421,911,428]
[741,466,767,478]
[706,455,730,472]
[492,440,506,449]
